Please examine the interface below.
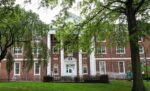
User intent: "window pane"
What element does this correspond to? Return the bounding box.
[97,46,106,54]
[14,47,22,54]
[116,47,125,54]
[99,61,106,74]
[53,46,59,54]
[54,64,58,74]
[119,61,125,73]
[15,63,20,75]
[35,63,40,74]
[139,46,144,53]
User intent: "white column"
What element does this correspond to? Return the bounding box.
[90,37,96,76]
[79,49,83,77]
[47,33,51,75]
[60,40,65,76]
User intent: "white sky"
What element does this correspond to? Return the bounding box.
[15,0,80,24]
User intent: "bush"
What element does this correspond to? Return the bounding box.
[74,76,80,82]
[142,74,150,80]
[99,75,109,83]
[83,76,100,83]
[60,76,73,82]
[83,75,109,83]
[43,76,53,82]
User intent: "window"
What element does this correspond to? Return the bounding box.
[33,36,41,43]
[14,62,20,75]
[138,37,143,42]
[116,47,125,54]
[66,64,74,74]
[14,47,22,55]
[32,48,41,54]
[53,64,58,75]
[83,64,88,74]
[34,62,40,75]
[139,46,144,54]
[97,46,106,54]
[53,46,59,54]
[118,61,125,74]
[99,61,106,74]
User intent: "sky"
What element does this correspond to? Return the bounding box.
[15,0,80,24]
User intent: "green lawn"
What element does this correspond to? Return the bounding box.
[0,80,149,91]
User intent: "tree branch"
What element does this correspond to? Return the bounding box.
[134,0,145,14]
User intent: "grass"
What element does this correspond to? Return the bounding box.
[0,80,149,91]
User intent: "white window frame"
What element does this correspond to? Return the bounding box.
[97,46,107,54]
[139,46,144,54]
[138,37,143,42]
[116,47,125,54]
[33,36,41,43]
[32,47,41,55]
[34,62,40,75]
[118,61,125,74]
[83,64,88,74]
[14,47,23,55]
[14,62,21,75]
[53,63,59,75]
[99,61,106,74]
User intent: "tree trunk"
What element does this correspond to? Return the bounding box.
[130,40,147,91]
[126,1,147,91]
[8,73,10,82]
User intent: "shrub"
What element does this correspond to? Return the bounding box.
[142,74,150,80]
[74,76,80,82]
[43,76,53,82]
[60,76,73,82]
[83,76,100,83]
[99,75,109,83]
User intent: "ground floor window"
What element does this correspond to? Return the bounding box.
[83,64,88,74]
[14,62,20,75]
[118,61,125,74]
[99,61,106,74]
[34,62,40,75]
[53,63,59,75]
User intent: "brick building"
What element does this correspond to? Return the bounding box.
[0,29,149,81]
[0,12,150,81]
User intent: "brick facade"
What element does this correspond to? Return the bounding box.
[0,33,150,81]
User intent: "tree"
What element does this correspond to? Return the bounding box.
[0,4,49,61]
[42,0,150,91]
[6,52,14,81]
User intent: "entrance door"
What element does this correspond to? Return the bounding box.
[66,64,75,76]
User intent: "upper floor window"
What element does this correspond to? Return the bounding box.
[97,46,106,54]
[53,46,59,54]
[116,47,125,54]
[138,37,143,42]
[14,47,22,55]
[139,46,144,54]
[32,48,42,54]
[33,36,41,43]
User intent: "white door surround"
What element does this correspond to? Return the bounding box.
[63,57,77,77]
